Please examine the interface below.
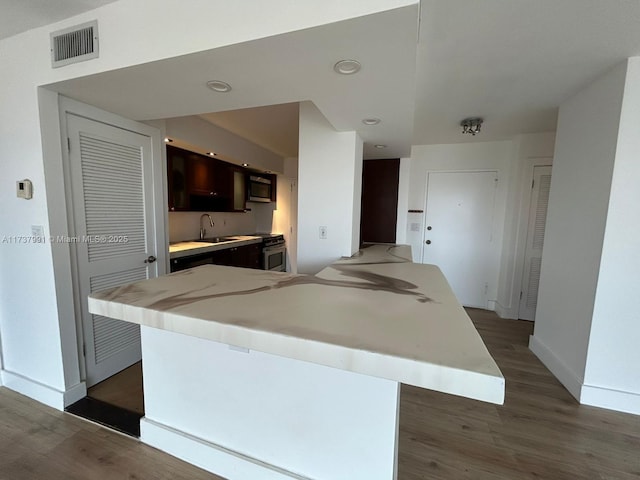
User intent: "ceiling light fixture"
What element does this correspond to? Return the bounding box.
[207,152,217,156]
[374,144,387,149]
[333,59,361,75]
[242,163,249,167]
[206,80,232,92]
[460,117,483,136]
[362,118,381,126]
[164,137,173,143]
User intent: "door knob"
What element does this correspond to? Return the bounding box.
[144,255,157,264]
[425,240,431,245]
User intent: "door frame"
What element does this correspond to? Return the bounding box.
[40,91,167,404]
[503,157,552,320]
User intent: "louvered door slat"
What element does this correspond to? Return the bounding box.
[80,134,146,262]
[89,267,147,364]
[532,175,551,250]
[520,166,552,320]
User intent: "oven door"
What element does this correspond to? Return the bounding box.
[263,245,286,271]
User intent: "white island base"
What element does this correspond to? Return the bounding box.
[89,245,504,479]
[140,326,400,480]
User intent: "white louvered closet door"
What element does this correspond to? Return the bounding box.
[519,166,552,321]
[67,113,158,387]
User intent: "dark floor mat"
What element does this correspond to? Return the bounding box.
[66,396,141,437]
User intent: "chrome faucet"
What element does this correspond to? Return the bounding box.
[200,214,214,240]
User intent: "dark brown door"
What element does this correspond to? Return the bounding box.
[360,159,400,244]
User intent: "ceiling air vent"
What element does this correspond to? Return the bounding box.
[50,20,99,68]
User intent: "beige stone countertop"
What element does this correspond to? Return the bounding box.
[169,235,262,259]
[89,244,505,404]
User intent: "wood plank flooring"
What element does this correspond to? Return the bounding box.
[398,308,640,479]
[0,386,222,480]
[1,308,639,479]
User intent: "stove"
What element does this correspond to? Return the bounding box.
[253,233,286,271]
[253,233,285,248]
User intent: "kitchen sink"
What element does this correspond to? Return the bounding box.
[194,236,242,243]
[194,238,226,243]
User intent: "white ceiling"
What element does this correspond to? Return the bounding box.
[46,5,418,160]
[200,103,300,159]
[0,0,118,40]
[9,0,640,158]
[414,0,640,144]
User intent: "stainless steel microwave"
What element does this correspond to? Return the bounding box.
[248,175,272,203]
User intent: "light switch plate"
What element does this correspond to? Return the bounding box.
[319,226,328,239]
[17,179,33,199]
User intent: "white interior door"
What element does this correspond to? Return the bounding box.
[422,171,498,308]
[67,113,159,387]
[519,166,552,321]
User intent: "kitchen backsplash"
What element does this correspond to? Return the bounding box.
[169,203,276,243]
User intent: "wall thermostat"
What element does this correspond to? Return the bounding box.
[17,179,33,199]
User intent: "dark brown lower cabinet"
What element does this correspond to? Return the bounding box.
[170,243,262,273]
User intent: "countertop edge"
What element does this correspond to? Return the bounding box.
[170,237,263,259]
[87,296,505,405]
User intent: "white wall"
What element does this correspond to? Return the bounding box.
[495,132,555,319]
[0,0,409,405]
[531,61,627,400]
[272,157,299,272]
[163,116,284,174]
[395,158,411,244]
[297,102,363,274]
[581,58,640,414]
[406,141,513,306]
[282,158,299,273]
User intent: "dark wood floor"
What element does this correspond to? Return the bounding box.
[1,309,639,479]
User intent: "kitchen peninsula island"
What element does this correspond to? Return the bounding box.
[88,244,504,480]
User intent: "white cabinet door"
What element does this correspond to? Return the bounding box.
[519,166,552,321]
[422,171,498,308]
[67,113,159,387]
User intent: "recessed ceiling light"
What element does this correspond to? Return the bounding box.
[164,137,173,143]
[374,144,387,149]
[362,118,381,126]
[242,163,249,167]
[333,59,361,75]
[207,152,217,156]
[206,80,232,92]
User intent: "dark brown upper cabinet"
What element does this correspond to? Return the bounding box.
[188,154,231,198]
[167,146,189,211]
[167,145,258,213]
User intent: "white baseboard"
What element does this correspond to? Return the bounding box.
[64,381,87,406]
[0,369,86,410]
[140,418,311,480]
[580,384,640,416]
[528,338,640,416]
[528,335,582,401]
